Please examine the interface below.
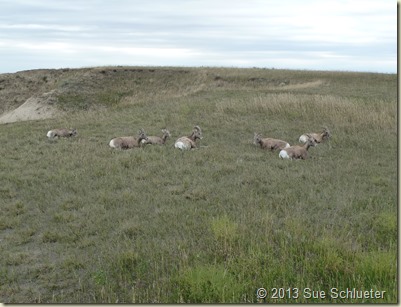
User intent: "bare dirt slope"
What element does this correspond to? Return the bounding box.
[0,68,74,124]
[0,90,60,124]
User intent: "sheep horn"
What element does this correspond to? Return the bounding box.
[193,125,201,132]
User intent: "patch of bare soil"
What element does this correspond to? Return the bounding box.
[0,90,61,124]
[278,80,324,90]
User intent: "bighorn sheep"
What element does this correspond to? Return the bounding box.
[174,126,203,150]
[253,133,290,151]
[279,135,316,160]
[141,129,171,145]
[47,128,77,139]
[299,127,331,144]
[109,128,148,149]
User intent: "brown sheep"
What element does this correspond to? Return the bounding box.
[141,129,171,145]
[47,128,77,139]
[109,128,148,149]
[253,133,290,151]
[299,127,331,144]
[279,135,316,160]
[174,126,203,150]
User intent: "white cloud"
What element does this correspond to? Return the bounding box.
[0,23,88,32]
[0,0,396,73]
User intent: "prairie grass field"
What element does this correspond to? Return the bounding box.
[0,66,397,303]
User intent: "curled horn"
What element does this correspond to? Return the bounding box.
[138,128,145,135]
[193,125,202,133]
[322,126,331,137]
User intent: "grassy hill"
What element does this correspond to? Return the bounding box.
[0,66,397,303]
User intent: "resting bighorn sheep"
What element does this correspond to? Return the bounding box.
[109,128,148,149]
[253,133,290,151]
[299,127,331,144]
[279,135,316,160]
[174,126,203,150]
[47,128,77,139]
[141,129,171,145]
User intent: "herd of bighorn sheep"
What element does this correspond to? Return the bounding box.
[46,125,330,159]
[254,126,331,160]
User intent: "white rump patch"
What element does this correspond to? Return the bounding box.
[109,139,116,148]
[175,141,189,150]
[299,135,308,143]
[47,130,55,138]
[279,149,290,159]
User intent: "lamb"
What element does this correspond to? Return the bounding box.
[47,128,77,139]
[299,127,331,144]
[141,129,171,145]
[109,128,148,149]
[279,135,316,160]
[253,133,290,151]
[174,126,203,150]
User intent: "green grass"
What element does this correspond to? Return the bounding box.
[0,66,397,303]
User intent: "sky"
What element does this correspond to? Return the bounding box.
[0,0,397,74]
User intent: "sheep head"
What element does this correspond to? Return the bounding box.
[70,128,78,136]
[305,134,317,147]
[193,125,203,140]
[253,133,262,145]
[162,129,171,138]
[322,127,331,140]
[138,128,149,143]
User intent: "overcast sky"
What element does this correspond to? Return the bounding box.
[0,0,396,74]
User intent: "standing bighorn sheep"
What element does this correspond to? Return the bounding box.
[47,128,77,139]
[109,128,148,149]
[174,126,203,150]
[279,135,316,160]
[141,129,171,145]
[253,133,290,151]
[299,127,331,144]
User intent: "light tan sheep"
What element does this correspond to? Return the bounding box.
[253,133,290,151]
[174,126,203,150]
[141,129,171,145]
[47,128,77,139]
[109,128,148,149]
[279,135,316,160]
[299,127,331,144]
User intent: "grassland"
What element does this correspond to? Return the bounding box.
[0,66,397,303]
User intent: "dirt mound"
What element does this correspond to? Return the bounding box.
[0,90,61,124]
